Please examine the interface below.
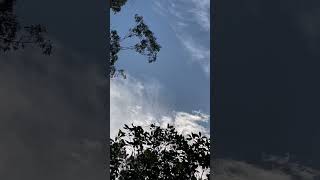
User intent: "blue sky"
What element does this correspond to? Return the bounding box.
[110,0,210,137]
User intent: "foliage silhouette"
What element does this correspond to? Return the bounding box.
[0,0,52,55]
[110,0,127,13]
[109,0,161,78]
[110,124,210,180]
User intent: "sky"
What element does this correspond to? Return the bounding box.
[110,0,211,138]
[2,0,320,180]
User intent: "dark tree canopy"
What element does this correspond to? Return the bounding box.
[110,0,127,13]
[110,124,210,180]
[0,0,52,55]
[109,0,161,78]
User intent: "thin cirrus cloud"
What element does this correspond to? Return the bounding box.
[189,0,210,31]
[152,0,210,75]
[110,75,210,138]
[176,34,210,74]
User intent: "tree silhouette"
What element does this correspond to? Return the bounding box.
[110,124,210,180]
[0,0,52,55]
[109,0,161,78]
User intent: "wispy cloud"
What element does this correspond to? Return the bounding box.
[175,34,210,74]
[153,0,210,31]
[189,0,210,31]
[152,0,210,75]
[110,75,209,138]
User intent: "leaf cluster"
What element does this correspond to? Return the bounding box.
[110,124,210,180]
[110,0,128,13]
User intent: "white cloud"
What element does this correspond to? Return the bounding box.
[110,75,210,138]
[190,0,210,31]
[153,0,210,32]
[176,34,210,74]
[152,0,210,75]
[160,111,210,136]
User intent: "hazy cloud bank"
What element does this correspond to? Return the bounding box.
[110,75,210,138]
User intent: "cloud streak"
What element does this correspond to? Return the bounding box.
[153,0,210,75]
[189,0,210,31]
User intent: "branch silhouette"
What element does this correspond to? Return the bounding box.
[109,0,161,78]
